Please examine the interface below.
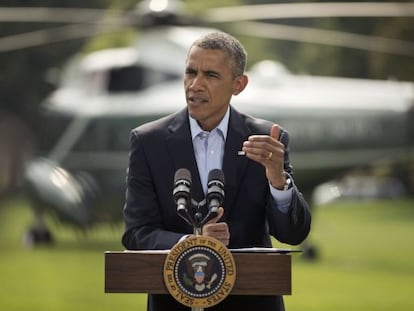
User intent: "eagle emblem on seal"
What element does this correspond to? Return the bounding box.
[183,253,218,292]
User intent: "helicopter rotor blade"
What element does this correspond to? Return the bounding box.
[0,2,413,54]
[203,2,414,23]
[0,23,126,53]
[0,7,121,23]
[231,21,414,57]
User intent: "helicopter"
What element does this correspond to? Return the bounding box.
[4,1,412,245]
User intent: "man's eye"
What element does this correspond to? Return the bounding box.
[207,72,219,78]
[186,70,196,75]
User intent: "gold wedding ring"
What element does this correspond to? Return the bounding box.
[266,151,273,160]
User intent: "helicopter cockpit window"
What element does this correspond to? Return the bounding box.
[107,66,145,92]
[106,65,181,93]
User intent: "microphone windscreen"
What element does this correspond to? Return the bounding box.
[208,169,224,184]
[174,168,192,184]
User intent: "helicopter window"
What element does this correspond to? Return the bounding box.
[106,65,181,93]
[107,66,145,92]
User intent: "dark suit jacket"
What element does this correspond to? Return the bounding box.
[122,106,311,311]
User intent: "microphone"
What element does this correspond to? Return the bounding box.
[206,169,225,217]
[173,168,192,225]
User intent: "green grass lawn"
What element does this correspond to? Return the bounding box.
[0,196,413,310]
[281,198,414,311]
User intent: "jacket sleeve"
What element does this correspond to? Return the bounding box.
[267,188,311,245]
[266,128,312,245]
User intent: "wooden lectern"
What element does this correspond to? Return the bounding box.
[105,249,292,296]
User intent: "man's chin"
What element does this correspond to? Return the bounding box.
[187,103,205,116]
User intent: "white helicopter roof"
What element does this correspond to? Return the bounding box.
[79,47,139,72]
[240,60,414,115]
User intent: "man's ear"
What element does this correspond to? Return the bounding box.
[233,75,248,95]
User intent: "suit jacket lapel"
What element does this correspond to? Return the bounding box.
[222,107,251,217]
[166,109,205,202]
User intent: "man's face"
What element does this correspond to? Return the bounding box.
[184,46,246,131]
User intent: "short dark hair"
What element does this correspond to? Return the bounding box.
[190,32,247,77]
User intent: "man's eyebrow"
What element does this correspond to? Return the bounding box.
[184,66,221,77]
[204,69,221,77]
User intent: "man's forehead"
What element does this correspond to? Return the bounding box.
[186,47,230,68]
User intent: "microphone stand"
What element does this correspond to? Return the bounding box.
[193,225,202,311]
[192,223,203,311]
[182,200,209,311]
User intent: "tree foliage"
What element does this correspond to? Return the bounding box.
[0,0,112,126]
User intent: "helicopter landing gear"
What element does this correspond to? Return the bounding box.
[23,226,53,247]
[22,210,54,247]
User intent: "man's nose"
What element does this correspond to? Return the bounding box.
[189,74,204,90]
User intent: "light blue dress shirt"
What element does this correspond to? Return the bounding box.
[189,107,292,213]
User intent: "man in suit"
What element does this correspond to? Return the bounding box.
[122,31,311,311]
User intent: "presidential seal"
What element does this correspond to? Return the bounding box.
[163,235,236,308]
